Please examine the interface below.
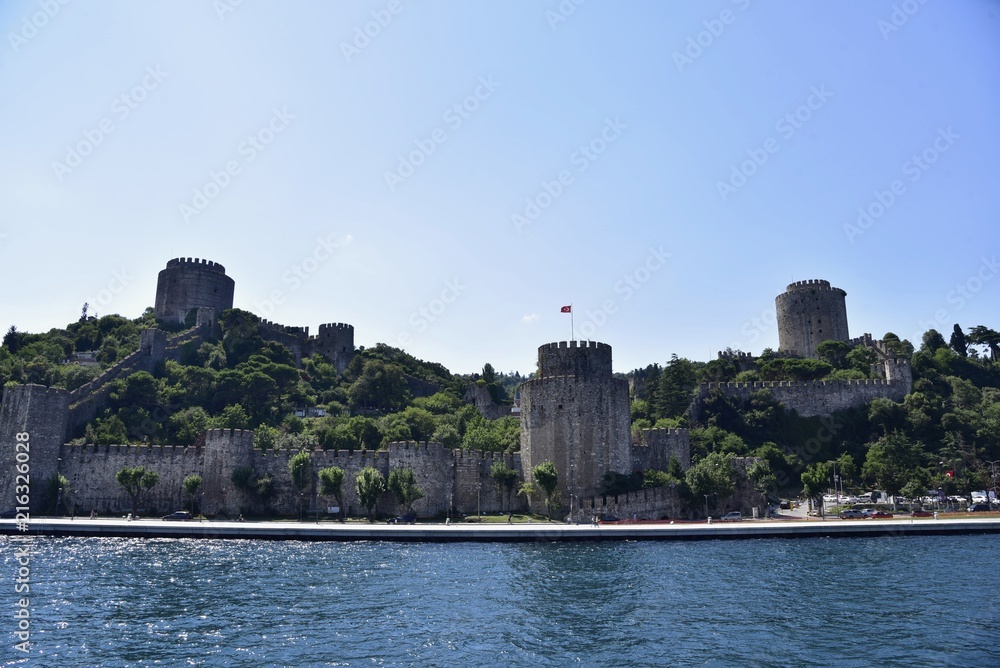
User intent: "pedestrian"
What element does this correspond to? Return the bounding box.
[507,511,512,524]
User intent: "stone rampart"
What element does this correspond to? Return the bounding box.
[577,485,685,522]
[632,427,690,470]
[690,377,909,419]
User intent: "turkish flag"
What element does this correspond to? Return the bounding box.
[946,470,955,478]
[560,305,572,313]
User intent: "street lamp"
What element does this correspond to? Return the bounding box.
[704,494,710,521]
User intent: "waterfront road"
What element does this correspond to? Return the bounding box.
[3,516,1000,542]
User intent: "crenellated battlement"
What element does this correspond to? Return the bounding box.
[784,279,841,292]
[540,340,611,352]
[318,323,354,334]
[165,257,227,273]
[260,319,310,337]
[700,378,892,391]
[536,340,613,380]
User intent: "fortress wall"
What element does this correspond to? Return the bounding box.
[691,378,909,419]
[387,441,454,517]
[259,320,311,363]
[452,449,524,516]
[578,485,684,522]
[520,375,631,500]
[58,443,204,515]
[632,428,691,471]
[66,328,184,439]
[251,448,390,516]
[0,385,70,513]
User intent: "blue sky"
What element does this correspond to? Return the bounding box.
[1,0,998,375]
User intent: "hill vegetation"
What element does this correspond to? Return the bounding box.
[3,306,999,502]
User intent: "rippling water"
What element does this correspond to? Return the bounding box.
[3,535,998,667]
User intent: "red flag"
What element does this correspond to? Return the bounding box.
[946,470,955,478]
[560,305,572,313]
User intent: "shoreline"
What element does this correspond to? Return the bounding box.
[3,516,1000,543]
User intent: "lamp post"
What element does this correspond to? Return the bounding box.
[704,494,710,521]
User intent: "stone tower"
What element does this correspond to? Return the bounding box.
[314,323,355,373]
[154,258,235,324]
[775,279,849,358]
[519,341,631,507]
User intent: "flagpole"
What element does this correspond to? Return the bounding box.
[570,305,574,341]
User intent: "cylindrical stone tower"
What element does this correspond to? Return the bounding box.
[775,279,849,358]
[315,323,355,373]
[519,341,631,508]
[154,258,235,324]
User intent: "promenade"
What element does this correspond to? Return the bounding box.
[3,516,1000,543]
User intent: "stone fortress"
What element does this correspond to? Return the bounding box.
[0,265,911,520]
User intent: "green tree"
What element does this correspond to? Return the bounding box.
[481,362,497,384]
[862,432,926,507]
[950,324,968,357]
[318,466,345,521]
[747,459,777,514]
[490,460,519,512]
[347,359,410,411]
[356,466,386,521]
[815,340,852,369]
[920,329,947,354]
[656,354,697,419]
[289,451,312,520]
[967,326,1000,362]
[685,451,735,517]
[387,467,424,515]
[183,474,203,514]
[45,472,69,515]
[115,466,160,517]
[531,461,559,519]
[517,481,536,513]
[801,462,830,517]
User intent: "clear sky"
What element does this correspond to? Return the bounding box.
[1,1,998,375]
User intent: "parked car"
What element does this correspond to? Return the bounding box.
[388,514,416,524]
[868,510,893,519]
[910,510,933,517]
[839,509,865,519]
[720,512,742,522]
[967,504,992,513]
[162,511,193,521]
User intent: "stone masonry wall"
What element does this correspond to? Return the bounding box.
[690,377,909,419]
[632,428,691,471]
[0,385,70,513]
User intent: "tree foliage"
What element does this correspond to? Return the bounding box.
[355,466,386,521]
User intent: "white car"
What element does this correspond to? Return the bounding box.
[720,511,742,522]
